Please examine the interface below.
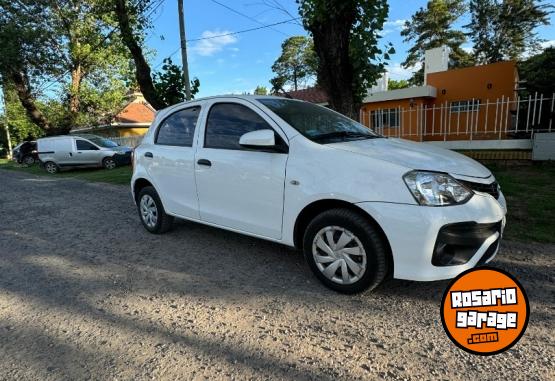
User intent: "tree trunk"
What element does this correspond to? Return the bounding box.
[114,0,166,110]
[10,71,52,131]
[69,62,82,115]
[307,12,359,119]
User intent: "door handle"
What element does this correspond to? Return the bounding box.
[197,159,212,167]
[144,152,153,158]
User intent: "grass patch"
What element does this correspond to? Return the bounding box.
[487,162,555,244]
[0,158,132,185]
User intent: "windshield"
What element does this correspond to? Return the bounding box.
[87,137,119,148]
[258,98,381,143]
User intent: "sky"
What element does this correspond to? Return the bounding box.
[147,0,555,97]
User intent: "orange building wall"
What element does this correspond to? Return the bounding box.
[360,61,519,141]
[427,61,518,104]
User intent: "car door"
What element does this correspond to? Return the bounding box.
[143,105,202,220]
[195,100,288,240]
[74,139,102,164]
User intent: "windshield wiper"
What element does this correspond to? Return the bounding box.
[311,131,379,142]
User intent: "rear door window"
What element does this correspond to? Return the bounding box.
[204,103,272,150]
[156,106,201,147]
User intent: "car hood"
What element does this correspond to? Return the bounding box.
[328,138,492,178]
[101,146,132,153]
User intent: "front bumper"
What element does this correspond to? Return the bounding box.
[113,152,132,166]
[357,192,507,281]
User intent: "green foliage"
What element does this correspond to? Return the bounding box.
[254,86,268,95]
[297,0,394,116]
[402,0,474,85]
[2,84,43,146]
[466,0,552,64]
[0,0,63,79]
[388,79,410,90]
[152,58,200,106]
[518,47,555,97]
[271,36,317,92]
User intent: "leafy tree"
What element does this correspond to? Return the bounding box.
[254,86,269,95]
[114,0,166,110]
[152,58,200,106]
[0,0,62,131]
[271,36,317,92]
[297,0,394,119]
[0,0,134,134]
[1,80,44,147]
[518,47,555,97]
[466,0,551,64]
[388,79,410,90]
[402,0,473,85]
[270,77,287,95]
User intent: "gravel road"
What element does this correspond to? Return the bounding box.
[0,169,553,380]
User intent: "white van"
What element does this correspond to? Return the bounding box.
[37,135,132,173]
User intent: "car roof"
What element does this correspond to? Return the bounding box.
[156,95,305,118]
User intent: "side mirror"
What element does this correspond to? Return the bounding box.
[239,129,276,148]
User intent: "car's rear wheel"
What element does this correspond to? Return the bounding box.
[137,186,173,234]
[23,155,35,166]
[103,157,117,170]
[303,208,388,294]
[44,161,59,174]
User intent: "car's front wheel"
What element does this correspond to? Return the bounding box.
[103,157,117,170]
[303,208,389,294]
[22,155,35,166]
[137,186,173,234]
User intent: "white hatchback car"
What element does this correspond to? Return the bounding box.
[132,96,507,293]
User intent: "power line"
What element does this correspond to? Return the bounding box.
[153,17,300,69]
[187,18,298,42]
[208,0,289,37]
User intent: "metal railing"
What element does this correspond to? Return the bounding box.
[111,135,144,147]
[360,93,554,141]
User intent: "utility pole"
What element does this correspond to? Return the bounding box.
[178,0,192,101]
[0,85,13,159]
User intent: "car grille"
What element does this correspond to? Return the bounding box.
[460,180,500,199]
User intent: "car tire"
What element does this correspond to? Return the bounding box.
[22,155,35,166]
[44,161,59,174]
[303,208,388,294]
[103,157,117,170]
[137,186,174,234]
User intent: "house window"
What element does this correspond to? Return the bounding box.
[371,108,400,128]
[450,100,481,113]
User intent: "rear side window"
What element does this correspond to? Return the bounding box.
[205,103,272,150]
[156,106,201,147]
[76,140,98,150]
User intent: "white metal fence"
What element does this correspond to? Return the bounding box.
[360,93,554,141]
[111,135,143,147]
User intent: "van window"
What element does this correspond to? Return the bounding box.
[205,103,272,150]
[76,140,98,150]
[156,107,200,147]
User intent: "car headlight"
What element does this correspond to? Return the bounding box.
[403,171,473,206]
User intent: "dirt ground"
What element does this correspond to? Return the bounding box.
[0,169,553,380]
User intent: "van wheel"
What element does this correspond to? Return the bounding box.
[303,208,388,294]
[44,161,59,174]
[103,157,117,170]
[137,186,173,234]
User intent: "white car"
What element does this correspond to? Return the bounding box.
[131,96,507,293]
